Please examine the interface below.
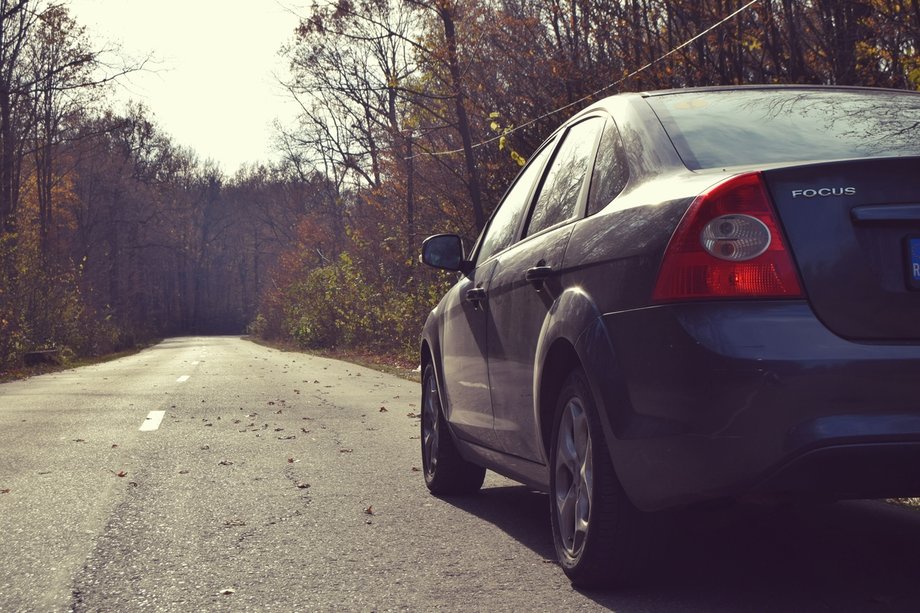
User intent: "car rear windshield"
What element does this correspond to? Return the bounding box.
[646,89,920,170]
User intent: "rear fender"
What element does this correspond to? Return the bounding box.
[534,290,628,459]
[534,288,644,503]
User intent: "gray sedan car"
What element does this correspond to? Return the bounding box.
[419,85,920,587]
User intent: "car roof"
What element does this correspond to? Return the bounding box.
[637,83,920,98]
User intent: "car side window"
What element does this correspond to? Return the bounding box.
[525,117,603,237]
[476,139,556,264]
[587,118,629,216]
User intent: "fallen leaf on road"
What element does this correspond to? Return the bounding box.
[364,505,374,515]
[411,467,420,472]
[116,470,127,478]
[296,482,310,489]
[1,488,10,494]
[275,409,283,414]
[300,428,310,434]
[407,412,419,418]
[379,407,388,412]
[278,435,296,440]
[288,457,294,463]
[179,469,190,474]
[218,460,234,466]
[73,439,85,443]
[268,401,275,405]
[201,445,210,450]
[221,588,236,595]
[128,481,138,487]
[340,448,353,453]
[111,444,119,448]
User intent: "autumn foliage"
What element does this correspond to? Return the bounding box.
[2,0,919,372]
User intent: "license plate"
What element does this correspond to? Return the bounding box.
[908,237,920,290]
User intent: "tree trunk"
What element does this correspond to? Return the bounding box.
[438,2,486,231]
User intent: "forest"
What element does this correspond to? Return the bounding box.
[0,0,918,372]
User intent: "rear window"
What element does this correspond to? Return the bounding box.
[646,89,920,170]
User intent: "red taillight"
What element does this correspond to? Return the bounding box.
[652,172,803,302]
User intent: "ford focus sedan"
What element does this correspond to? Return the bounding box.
[418,86,920,587]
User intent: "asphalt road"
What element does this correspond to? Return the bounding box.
[2,337,920,612]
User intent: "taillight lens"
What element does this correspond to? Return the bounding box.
[652,172,803,302]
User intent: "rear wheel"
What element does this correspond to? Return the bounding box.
[550,369,657,587]
[421,363,485,495]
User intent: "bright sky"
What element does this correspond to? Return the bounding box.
[66,0,305,173]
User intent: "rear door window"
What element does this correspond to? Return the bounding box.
[525,117,602,237]
[587,118,629,215]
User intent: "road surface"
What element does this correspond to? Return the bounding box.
[2,337,920,611]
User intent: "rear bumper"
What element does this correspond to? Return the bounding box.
[596,301,920,511]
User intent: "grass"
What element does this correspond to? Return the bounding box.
[0,343,157,383]
[888,498,920,510]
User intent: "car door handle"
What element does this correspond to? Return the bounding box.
[524,265,554,285]
[465,287,487,303]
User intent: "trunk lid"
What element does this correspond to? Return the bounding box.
[764,158,920,340]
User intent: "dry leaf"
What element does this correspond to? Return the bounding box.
[288,457,295,464]
[296,482,310,489]
[364,505,374,515]
[411,467,421,472]
[219,460,234,466]
[221,588,236,595]
[339,448,353,453]
[116,470,127,478]
[379,407,388,412]
[1,488,10,494]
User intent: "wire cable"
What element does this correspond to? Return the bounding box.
[406,0,761,160]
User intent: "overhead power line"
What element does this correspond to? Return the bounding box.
[406,0,762,160]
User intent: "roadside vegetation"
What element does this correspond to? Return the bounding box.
[1,0,919,376]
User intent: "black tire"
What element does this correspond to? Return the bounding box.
[421,363,486,495]
[549,369,657,588]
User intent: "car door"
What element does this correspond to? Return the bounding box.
[487,116,606,462]
[439,141,557,449]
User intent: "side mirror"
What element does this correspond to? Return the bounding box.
[421,234,467,272]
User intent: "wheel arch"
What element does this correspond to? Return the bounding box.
[534,289,638,499]
[538,339,582,459]
[534,288,607,462]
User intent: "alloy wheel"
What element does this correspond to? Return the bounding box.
[553,396,593,559]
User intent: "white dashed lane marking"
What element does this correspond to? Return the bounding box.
[139,410,166,432]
